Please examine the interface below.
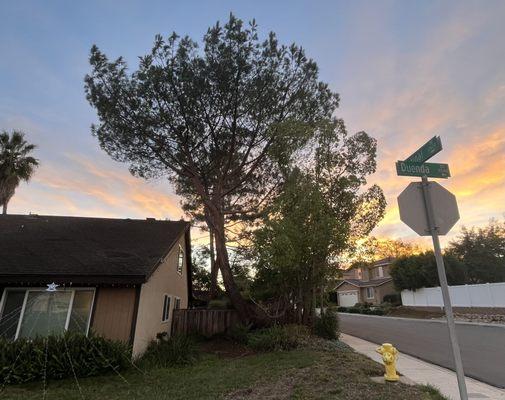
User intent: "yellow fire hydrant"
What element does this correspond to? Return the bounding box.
[376,343,400,382]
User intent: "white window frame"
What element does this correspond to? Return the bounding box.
[0,287,96,340]
[161,294,172,323]
[366,287,375,299]
[177,244,184,275]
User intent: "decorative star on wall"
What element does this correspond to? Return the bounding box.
[46,282,59,292]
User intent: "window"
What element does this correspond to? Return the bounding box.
[177,245,184,275]
[162,295,171,322]
[366,287,375,299]
[174,297,181,310]
[0,288,95,340]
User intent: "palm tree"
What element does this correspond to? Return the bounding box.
[0,131,39,215]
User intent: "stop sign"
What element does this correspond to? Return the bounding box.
[397,181,460,236]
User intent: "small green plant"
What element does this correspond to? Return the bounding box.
[247,324,309,352]
[336,306,348,312]
[226,323,251,344]
[0,332,131,384]
[140,334,198,368]
[314,311,339,340]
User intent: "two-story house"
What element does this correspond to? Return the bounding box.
[335,258,397,306]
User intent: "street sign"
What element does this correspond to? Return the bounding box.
[405,135,442,163]
[397,181,459,236]
[396,136,468,400]
[396,161,450,178]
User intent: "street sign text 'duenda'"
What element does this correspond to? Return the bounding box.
[396,160,450,178]
[405,135,442,163]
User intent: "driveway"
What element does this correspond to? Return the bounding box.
[339,313,505,388]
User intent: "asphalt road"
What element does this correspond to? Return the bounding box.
[339,313,505,388]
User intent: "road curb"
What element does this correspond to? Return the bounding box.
[337,312,505,329]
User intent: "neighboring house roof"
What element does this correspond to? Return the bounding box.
[335,277,393,289]
[0,215,190,285]
[371,257,394,267]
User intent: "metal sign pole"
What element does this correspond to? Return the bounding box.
[420,175,468,400]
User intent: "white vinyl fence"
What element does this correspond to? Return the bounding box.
[401,282,505,308]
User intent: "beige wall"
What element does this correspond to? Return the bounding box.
[132,233,189,356]
[359,281,396,305]
[91,287,137,343]
[375,281,396,303]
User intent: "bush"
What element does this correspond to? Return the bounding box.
[207,299,230,310]
[383,293,402,305]
[336,306,348,312]
[139,334,198,368]
[247,324,309,352]
[314,311,339,340]
[0,332,131,384]
[226,323,251,344]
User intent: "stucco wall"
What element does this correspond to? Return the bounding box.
[132,233,189,356]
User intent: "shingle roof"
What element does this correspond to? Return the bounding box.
[336,277,393,289]
[372,257,394,267]
[0,215,189,284]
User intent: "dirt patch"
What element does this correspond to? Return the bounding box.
[225,369,305,400]
[199,338,255,358]
[388,306,445,319]
[387,306,505,324]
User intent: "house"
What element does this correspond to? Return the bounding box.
[0,214,192,356]
[335,258,396,306]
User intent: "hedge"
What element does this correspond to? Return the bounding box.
[0,332,131,384]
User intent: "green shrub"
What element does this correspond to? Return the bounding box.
[207,299,230,310]
[247,324,309,352]
[314,311,339,340]
[0,332,131,384]
[139,334,198,368]
[347,307,360,313]
[365,308,385,316]
[383,293,402,305]
[226,323,251,344]
[336,306,348,312]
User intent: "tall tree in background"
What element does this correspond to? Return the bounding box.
[447,219,505,283]
[345,236,424,267]
[0,131,39,215]
[85,15,339,322]
[252,124,386,324]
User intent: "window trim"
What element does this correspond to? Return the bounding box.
[161,294,172,323]
[366,287,375,299]
[174,297,181,310]
[0,287,96,340]
[177,244,184,275]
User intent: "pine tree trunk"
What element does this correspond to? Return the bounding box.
[209,229,219,299]
[204,200,266,325]
[2,202,6,215]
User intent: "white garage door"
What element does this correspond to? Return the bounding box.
[338,290,358,307]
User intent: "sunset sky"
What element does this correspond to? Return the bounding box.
[1,0,504,248]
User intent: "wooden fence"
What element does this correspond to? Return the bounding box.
[171,309,239,336]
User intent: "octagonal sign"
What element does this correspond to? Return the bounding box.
[397,181,460,236]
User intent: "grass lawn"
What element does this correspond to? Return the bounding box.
[1,340,446,400]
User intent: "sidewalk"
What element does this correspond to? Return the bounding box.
[340,333,505,400]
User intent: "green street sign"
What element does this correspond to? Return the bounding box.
[406,136,442,163]
[396,161,451,178]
